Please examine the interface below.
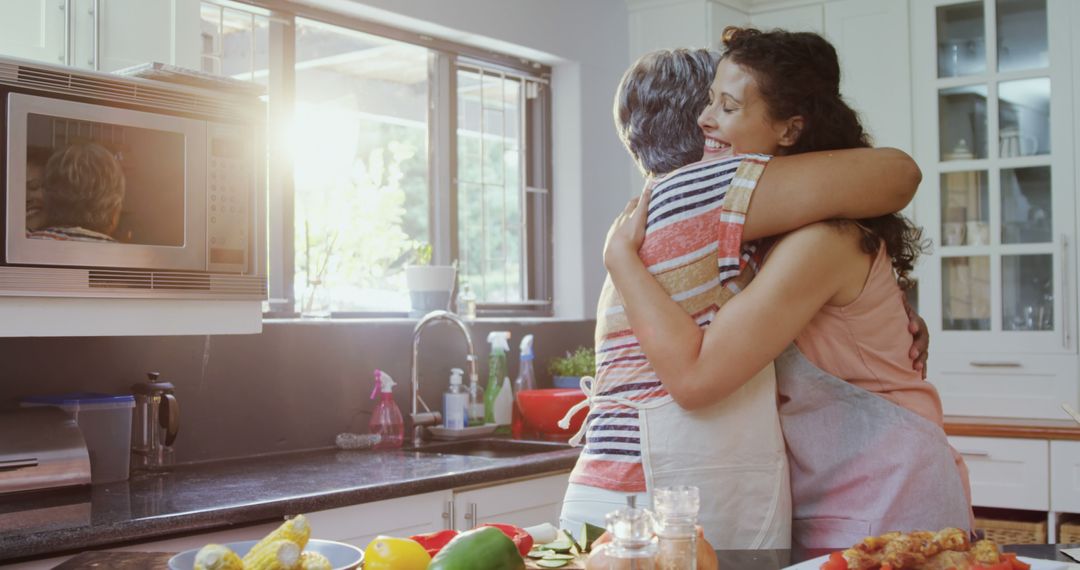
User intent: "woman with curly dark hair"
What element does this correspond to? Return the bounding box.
[604,28,973,549]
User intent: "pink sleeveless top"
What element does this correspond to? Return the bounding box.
[795,243,944,427]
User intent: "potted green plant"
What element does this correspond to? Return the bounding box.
[402,243,457,317]
[548,346,595,390]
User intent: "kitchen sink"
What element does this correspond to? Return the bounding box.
[405,438,572,458]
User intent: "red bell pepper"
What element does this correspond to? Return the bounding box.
[408,529,459,557]
[477,522,534,556]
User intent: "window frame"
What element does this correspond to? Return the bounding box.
[214,0,553,318]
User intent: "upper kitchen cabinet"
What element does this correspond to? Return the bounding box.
[0,0,201,71]
[911,0,1078,418]
[627,0,749,60]
[626,0,913,155]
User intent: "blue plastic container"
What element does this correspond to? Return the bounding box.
[21,393,135,484]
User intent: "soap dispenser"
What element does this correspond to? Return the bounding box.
[369,370,404,449]
[443,368,469,430]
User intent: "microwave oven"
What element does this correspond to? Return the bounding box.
[0,57,265,300]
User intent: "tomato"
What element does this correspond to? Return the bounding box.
[408,529,459,557]
[363,536,431,570]
[819,551,848,570]
[972,561,1012,570]
[1003,552,1031,570]
[476,523,534,556]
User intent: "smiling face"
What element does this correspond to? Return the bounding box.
[697,58,802,159]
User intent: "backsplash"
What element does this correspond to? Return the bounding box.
[0,319,594,463]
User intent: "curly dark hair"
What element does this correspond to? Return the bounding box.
[614,48,720,176]
[721,27,925,287]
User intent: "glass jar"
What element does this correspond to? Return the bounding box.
[653,485,700,570]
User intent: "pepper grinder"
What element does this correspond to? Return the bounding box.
[131,372,179,471]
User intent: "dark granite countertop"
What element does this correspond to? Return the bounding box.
[0,439,579,563]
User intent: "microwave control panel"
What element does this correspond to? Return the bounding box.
[205,124,251,273]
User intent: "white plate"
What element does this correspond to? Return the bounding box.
[428,424,498,440]
[168,538,363,570]
[783,554,1067,570]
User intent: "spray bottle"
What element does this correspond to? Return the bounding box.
[369,370,404,449]
[467,356,485,427]
[512,334,537,438]
[484,331,513,433]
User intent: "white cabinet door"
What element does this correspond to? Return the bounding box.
[911,0,1077,359]
[950,436,1049,510]
[1051,440,1080,513]
[626,0,750,62]
[751,5,824,34]
[95,0,201,72]
[823,0,912,154]
[454,472,571,531]
[305,490,453,548]
[0,0,67,65]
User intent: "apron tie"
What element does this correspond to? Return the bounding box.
[558,375,668,447]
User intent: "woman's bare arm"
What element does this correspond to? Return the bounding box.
[743,147,921,241]
[603,190,857,410]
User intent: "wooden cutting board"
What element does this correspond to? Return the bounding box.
[52,551,174,569]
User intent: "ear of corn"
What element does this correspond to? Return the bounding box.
[241,539,301,570]
[298,551,333,570]
[248,514,312,553]
[193,544,242,570]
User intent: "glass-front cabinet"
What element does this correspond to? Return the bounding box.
[914,0,1074,354]
[912,0,1078,418]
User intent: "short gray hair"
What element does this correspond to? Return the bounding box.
[614,48,720,177]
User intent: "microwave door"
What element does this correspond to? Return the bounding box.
[5,93,207,272]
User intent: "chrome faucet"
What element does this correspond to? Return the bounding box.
[410,310,479,446]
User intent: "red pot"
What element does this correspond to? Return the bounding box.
[516,388,587,438]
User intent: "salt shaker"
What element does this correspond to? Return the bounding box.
[587,496,658,570]
[653,485,700,570]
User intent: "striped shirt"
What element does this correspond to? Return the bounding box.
[569,154,770,492]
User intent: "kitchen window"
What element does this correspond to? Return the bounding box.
[200,0,552,317]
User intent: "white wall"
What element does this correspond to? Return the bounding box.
[302,0,634,319]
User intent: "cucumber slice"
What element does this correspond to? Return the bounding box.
[535,560,569,568]
[543,553,576,560]
[527,550,550,559]
[540,532,574,553]
[563,530,581,556]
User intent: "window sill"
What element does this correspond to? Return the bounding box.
[261,314,586,326]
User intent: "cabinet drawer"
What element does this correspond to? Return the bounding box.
[949,436,1049,511]
[931,353,1078,419]
[305,490,452,547]
[454,472,570,530]
[1051,440,1080,512]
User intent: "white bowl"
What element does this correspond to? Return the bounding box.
[168,538,363,570]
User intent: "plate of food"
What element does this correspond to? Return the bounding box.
[168,515,363,570]
[782,527,1068,570]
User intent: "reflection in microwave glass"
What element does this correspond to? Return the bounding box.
[24,113,186,246]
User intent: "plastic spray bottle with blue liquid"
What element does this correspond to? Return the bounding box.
[512,334,537,438]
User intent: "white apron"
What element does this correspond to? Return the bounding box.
[639,362,791,548]
[775,344,972,550]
